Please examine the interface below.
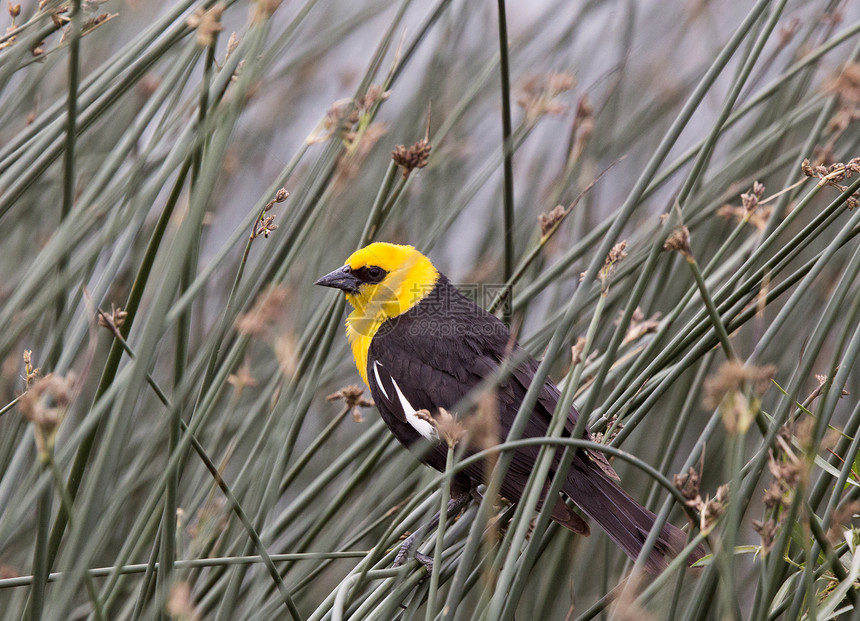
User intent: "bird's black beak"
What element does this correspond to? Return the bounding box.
[314,265,362,294]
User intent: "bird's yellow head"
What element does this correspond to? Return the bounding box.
[315,242,439,382]
[315,242,439,313]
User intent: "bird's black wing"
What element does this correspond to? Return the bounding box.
[367,276,598,497]
[366,305,502,475]
[367,277,702,569]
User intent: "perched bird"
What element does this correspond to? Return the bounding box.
[316,242,701,573]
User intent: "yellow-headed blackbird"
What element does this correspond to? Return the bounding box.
[316,242,701,573]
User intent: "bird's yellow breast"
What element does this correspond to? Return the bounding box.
[346,328,376,386]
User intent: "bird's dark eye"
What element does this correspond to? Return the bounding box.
[367,266,383,280]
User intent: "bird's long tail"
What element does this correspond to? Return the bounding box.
[561,461,703,574]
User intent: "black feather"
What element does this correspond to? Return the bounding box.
[366,275,703,573]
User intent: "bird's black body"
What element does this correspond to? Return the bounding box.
[366,275,695,573]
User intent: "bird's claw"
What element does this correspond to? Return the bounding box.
[393,494,471,569]
[392,547,409,567]
[393,532,433,570]
[393,531,418,567]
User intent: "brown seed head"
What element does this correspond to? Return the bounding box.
[570,336,587,366]
[187,4,224,47]
[82,12,116,34]
[226,361,257,398]
[599,240,627,288]
[515,72,575,124]
[762,480,785,510]
[538,205,566,238]
[434,407,467,448]
[264,187,289,212]
[575,93,594,121]
[326,384,374,422]
[19,373,75,460]
[811,373,850,402]
[569,94,595,160]
[621,307,662,344]
[673,466,701,506]
[356,84,390,112]
[663,226,693,260]
[589,419,623,459]
[97,303,128,332]
[226,32,239,59]
[547,72,575,95]
[801,158,825,178]
[752,518,778,555]
[740,181,765,213]
[324,85,389,149]
[703,361,776,410]
[778,17,800,46]
[252,214,278,239]
[717,202,772,232]
[22,349,40,388]
[704,361,776,435]
[309,98,361,145]
[802,157,860,214]
[326,384,373,409]
[767,448,803,491]
[331,122,389,188]
[392,139,432,179]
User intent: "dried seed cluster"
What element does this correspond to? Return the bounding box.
[326,384,374,422]
[704,361,776,435]
[18,362,76,461]
[703,361,776,409]
[570,336,587,367]
[311,84,390,147]
[391,139,431,179]
[673,465,728,535]
[569,95,594,162]
[802,157,860,210]
[753,424,811,554]
[589,415,622,446]
[620,307,662,345]
[718,181,771,231]
[97,303,128,332]
[538,205,565,238]
[226,361,257,397]
[515,72,576,125]
[2,3,116,54]
[251,187,288,240]
[663,226,693,260]
[599,240,627,288]
[741,181,766,213]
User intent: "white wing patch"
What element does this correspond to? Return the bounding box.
[390,377,439,441]
[372,361,389,400]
